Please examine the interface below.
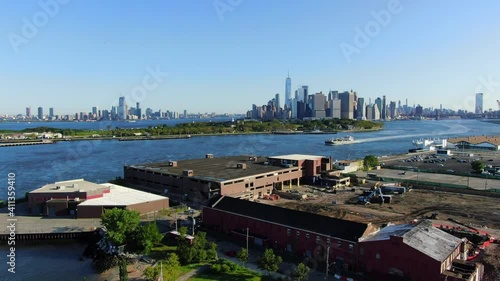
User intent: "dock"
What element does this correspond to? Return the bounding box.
[0,213,101,241]
[0,140,54,147]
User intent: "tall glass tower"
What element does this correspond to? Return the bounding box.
[118,96,127,120]
[285,71,291,108]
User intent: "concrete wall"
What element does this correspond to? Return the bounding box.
[77,205,104,218]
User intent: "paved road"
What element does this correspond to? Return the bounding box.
[354,169,500,190]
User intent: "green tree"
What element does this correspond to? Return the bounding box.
[293,263,310,281]
[163,253,181,281]
[258,249,282,275]
[101,208,140,245]
[363,155,379,170]
[143,265,160,281]
[236,248,249,264]
[119,257,129,281]
[134,222,164,254]
[471,160,485,173]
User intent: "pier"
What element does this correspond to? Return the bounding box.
[0,211,101,241]
[0,140,54,147]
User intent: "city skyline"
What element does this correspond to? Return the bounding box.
[1,1,500,114]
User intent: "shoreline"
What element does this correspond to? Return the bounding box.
[0,127,382,144]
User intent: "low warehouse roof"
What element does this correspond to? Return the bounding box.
[78,183,167,206]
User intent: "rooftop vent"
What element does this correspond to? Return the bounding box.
[206,154,214,159]
[248,156,258,161]
[236,163,247,169]
[168,161,178,167]
[183,170,194,177]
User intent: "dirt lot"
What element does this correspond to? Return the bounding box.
[263,185,500,229]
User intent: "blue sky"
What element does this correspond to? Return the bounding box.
[1,0,500,115]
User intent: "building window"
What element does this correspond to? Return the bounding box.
[375,252,380,260]
[337,241,342,248]
[306,233,310,239]
[296,230,300,237]
[326,238,331,246]
[316,236,321,244]
[287,229,291,236]
[349,244,354,252]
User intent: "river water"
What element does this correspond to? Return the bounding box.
[1,119,499,201]
[0,119,499,280]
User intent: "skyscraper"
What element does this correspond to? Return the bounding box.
[339,91,354,119]
[137,103,142,119]
[285,72,291,107]
[92,106,98,115]
[475,93,483,114]
[118,96,127,120]
[49,107,54,118]
[311,93,326,118]
[26,107,31,117]
[375,97,382,115]
[37,107,43,119]
[357,97,365,120]
[275,93,280,111]
[382,95,387,120]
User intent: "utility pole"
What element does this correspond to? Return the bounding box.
[175,212,178,232]
[325,246,330,280]
[246,227,249,253]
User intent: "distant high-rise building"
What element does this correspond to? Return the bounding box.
[118,96,127,120]
[375,97,382,115]
[111,106,117,120]
[275,93,280,111]
[37,107,43,119]
[415,105,423,116]
[389,101,397,119]
[357,98,365,120]
[366,104,380,120]
[301,86,309,102]
[475,93,483,114]
[285,72,291,107]
[26,107,31,117]
[311,93,326,118]
[382,95,387,119]
[92,106,98,116]
[339,91,354,119]
[136,103,142,119]
[329,99,341,119]
[49,107,54,118]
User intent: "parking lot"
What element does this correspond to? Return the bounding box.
[380,149,500,178]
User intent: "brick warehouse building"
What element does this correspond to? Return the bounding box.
[202,196,378,271]
[358,220,484,281]
[124,154,331,204]
[28,179,169,218]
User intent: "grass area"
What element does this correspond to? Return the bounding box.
[149,243,177,260]
[188,266,272,281]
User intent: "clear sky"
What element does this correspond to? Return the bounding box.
[1,0,500,115]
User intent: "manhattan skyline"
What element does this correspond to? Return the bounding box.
[1,0,500,115]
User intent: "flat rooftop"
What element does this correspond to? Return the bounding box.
[128,155,299,182]
[78,183,167,206]
[30,179,107,194]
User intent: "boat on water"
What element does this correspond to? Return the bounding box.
[325,135,355,145]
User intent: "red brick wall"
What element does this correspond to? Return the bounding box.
[202,207,358,269]
[359,237,452,281]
